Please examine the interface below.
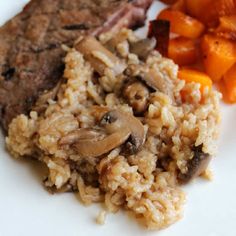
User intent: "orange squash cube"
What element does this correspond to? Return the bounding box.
[159,0,178,4]
[168,37,199,66]
[186,0,236,27]
[185,0,212,21]
[223,63,236,103]
[216,15,236,40]
[171,0,186,12]
[178,68,212,93]
[157,9,205,39]
[201,34,236,82]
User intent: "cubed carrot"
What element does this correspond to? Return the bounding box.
[178,68,212,93]
[201,34,236,82]
[168,37,199,66]
[157,9,205,39]
[223,63,236,103]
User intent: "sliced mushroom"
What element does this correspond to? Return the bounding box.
[178,145,211,184]
[100,110,146,154]
[59,128,106,146]
[130,38,156,60]
[126,64,174,98]
[60,109,145,158]
[75,36,126,76]
[60,127,130,158]
[73,129,130,158]
[142,68,171,94]
[123,81,149,114]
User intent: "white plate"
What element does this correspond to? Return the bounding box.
[0,1,236,236]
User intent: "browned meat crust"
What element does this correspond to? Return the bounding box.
[0,0,153,131]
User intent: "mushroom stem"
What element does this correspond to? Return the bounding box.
[75,36,126,76]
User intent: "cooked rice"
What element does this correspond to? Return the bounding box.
[96,210,107,225]
[6,28,221,230]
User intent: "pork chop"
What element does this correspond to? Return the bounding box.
[0,0,153,131]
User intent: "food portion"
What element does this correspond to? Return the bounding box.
[0,0,153,131]
[6,29,221,229]
[156,0,236,103]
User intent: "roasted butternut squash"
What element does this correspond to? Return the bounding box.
[186,0,236,27]
[159,0,178,4]
[216,15,236,40]
[185,0,212,19]
[168,37,199,66]
[157,9,205,39]
[201,34,236,82]
[155,0,236,104]
[223,63,236,103]
[171,0,186,12]
[178,68,212,93]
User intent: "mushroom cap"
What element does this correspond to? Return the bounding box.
[72,128,131,158]
[100,109,146,154]
[178,145,211,184]
[75,36,126,76]
[59,128,106,146]
[130,38,156,60]
[60,127,131,158]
